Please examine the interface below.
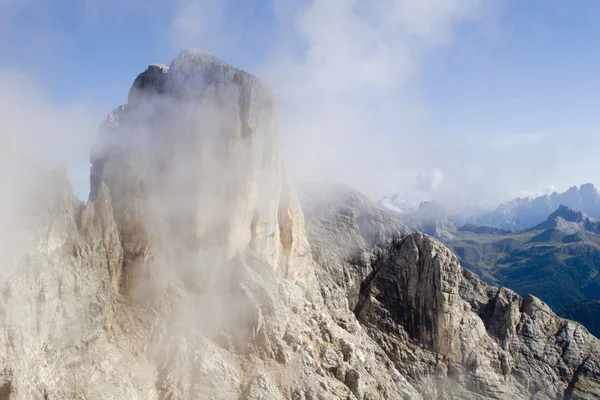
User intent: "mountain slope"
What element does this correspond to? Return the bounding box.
[447,207,600,328]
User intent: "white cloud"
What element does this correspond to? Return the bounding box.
[0,69,99,199]
[258,0,485,198]
[415,168,446,192]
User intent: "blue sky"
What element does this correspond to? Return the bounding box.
[1,0,599,208]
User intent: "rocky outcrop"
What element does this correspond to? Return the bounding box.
[0,50,422,399]
[2,50,600,399]
[298,183,409,314]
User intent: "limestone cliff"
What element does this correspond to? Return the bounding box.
[89,50,313,294]
[0,50,599,399]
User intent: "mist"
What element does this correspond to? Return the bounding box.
[168,0,494,204]
[3,1,599,212]
[0,68,98,278]
[164,0,600,211]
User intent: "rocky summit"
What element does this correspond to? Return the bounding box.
[1,49,600,399]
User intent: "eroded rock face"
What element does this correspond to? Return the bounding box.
[2,50,600,400]
[355,234,465,359]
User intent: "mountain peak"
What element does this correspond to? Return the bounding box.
[527,204,600,234]
[548,205,584,223]
[566,185,579,193]
[8,51,600,400]
[128,63,169,104]
[580,183,600,201]
[173,48,236,69]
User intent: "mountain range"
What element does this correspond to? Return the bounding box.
[379,183,600,232]
[2,50,600,399]
[476,184,600,230]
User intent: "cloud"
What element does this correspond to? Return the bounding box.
[0,68,99,199]
[257,0,485,198]
[0,66,98,284]
[415,168,446,192]
[0,0,494,204]
[161,0,600,209]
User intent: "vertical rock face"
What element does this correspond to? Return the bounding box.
[90,49,313,293]
[356,233,465,358]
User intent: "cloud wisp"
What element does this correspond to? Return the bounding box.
[261,0,489,200]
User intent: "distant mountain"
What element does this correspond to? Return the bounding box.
[477,183,600,231]
[446,205,600,336]
[378,183,600,233]
[527,205,600,234]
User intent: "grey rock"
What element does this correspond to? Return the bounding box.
[128,64,169,105]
